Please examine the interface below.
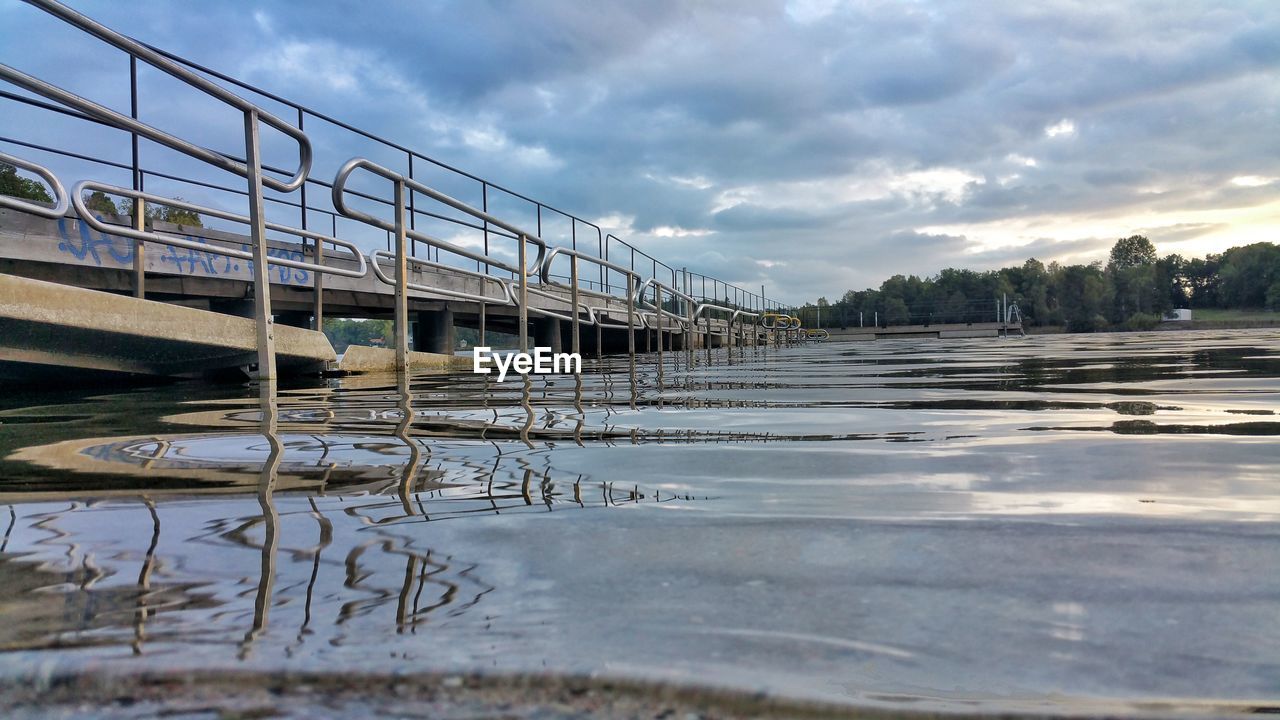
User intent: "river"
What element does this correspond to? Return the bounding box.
[1,329,1277,717]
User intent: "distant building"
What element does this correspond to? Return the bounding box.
[1162,309,1192,322]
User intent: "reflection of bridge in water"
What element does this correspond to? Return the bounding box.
[0,0,874,384]
[0,377,716,658]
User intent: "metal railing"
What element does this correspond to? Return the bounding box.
[74,181,368,279]
[1,0,323,377]
[0,0,794,374]
[0,150,68,218]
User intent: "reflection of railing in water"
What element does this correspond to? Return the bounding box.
[0,445,690,657]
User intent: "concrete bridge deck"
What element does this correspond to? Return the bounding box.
[0,272,335,380]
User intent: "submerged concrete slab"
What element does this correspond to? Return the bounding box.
[826,321,1021,341]
[337,344,470,374]
[0,273,335,381]
[938,328,1000,338]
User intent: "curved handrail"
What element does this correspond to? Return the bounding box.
[637,311,658,330]
[632,278,691,330]
[0,151,69,218]
[760,312,792,330]
[73,181,368,278]
[806,328,830,341]
[333,157,546,276]
[517,284,599,326]
[368,251,513,306]
[5,0,310,192]
[539,246,641,291]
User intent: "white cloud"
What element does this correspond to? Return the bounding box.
[652,225,715,238]
[252,10,273,34]
[1044,119,1077,138]
[668,174,714,190]
[785,0,842,24]
[1230,175,1276,188]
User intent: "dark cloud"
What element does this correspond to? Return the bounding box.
[2,0,1278,302]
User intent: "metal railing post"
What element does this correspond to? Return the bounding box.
[518,234,528,353]
[655,283,664,378]
[129,55,144,299]
[243,109,276,379]
[393,178,409,371]
[684,269,693,363]
[570,254,580,358]
[626,273,635,373]
[407,152,416,258]
[703,275,711,364]
[131,193,145,299]
[480,181,488,347]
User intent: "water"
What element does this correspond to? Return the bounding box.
[1,329,1278,715]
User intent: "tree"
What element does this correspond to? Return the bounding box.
[322,318,393,353]
[1055,263,1113,332]
[1217,242,1280,308]
[1017,258,1052,325]
[1267,281,1280,311]
[1155,254,1187,311]
[883,297,909,325]
[84,190,120,216]
[1107,235,1160,322]
[120,196,204,228]
[1183,255,1221,308]
[0,162,53,204]
[1108,235,1157,270]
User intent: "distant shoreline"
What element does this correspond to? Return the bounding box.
[1028,320,1280,334]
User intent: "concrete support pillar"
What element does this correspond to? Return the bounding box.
[276,311,311,329]
[211,299,256,318]
[414,307,455,354]
[533,316,562,353]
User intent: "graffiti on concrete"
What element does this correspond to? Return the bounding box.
[57,217,133,266]
[55,217,311,285]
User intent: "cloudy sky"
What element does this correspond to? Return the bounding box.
[2,0,1278,303]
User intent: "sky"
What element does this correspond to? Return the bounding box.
[2,0,1278,304]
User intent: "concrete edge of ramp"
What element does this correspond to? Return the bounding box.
[338,344,471,374]
[0,273,336,377]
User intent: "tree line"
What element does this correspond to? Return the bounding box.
[323,318,516,353]
[798,236,1280,332]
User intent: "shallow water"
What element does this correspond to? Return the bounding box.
[1,329,1278,715]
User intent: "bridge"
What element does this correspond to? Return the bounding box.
[0,0,1020,383]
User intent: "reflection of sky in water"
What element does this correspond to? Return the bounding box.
[0,329,1278,714]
